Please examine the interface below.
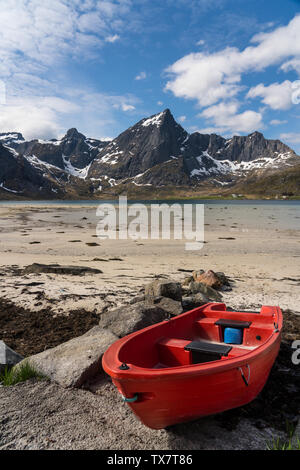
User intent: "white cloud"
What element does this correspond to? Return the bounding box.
[280,132,300,145]
[247,81,293,110]
[281,59,300,74]
[121,103,136,111]
[0,1,138,139]
[196,127,225,135]
[165,15,300,108]
[0,90,139,140]
[0,1,132,73]
[105,34,120,43]
[178,115,186,122]
[135,71,147,81]
[270,119,288,126]
[199,101,263,134]
[0,96,79,140]
[196,39,205,46]
[165,15,300,135]
[157,101,163,106]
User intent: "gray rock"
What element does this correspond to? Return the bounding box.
[182,293,210,310]
[151,296,183,316]
[145,279,182,302]
[17,328,117,388]
[220,285,232,292]
[215,272,231,286]
[99,301,170,338]
[0,341,23,373]
[129,294,145,304]
[23,263,103,275]
[189,281,223,302]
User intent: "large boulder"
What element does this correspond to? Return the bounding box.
[99,301,170,337]
[151,296,183,316]
[145,280,182,302]
[16,327,117,388]
[0,341,23,373]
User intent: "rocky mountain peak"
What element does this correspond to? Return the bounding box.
[0,108,299,199]
[64,128,86,140]
[88,108,188,180]
[140,108,181,130]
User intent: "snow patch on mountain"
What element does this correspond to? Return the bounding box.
[3,145,19,158]
[142,112,164,128]
[37,139,61,146]
[190,150,295,179]
[62,155,91,179]
[25,155,61,172]
[0,133,24,145]
[0,182,21,193]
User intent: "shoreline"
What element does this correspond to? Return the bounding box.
[1,196,300,204]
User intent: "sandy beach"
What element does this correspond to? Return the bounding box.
[0,200,299,450]
[0,201,299,315]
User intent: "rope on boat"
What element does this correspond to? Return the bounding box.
[121,394,138,403]
[238,364,250,387]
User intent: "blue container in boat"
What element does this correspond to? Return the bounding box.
[224,327,243,344]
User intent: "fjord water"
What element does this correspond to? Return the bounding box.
[0,199,299,231]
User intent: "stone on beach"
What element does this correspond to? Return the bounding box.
[99,301,170,338]
[23,263,103,275]
[189,281,223,302]
[17,327,117,388]
[192,269,224,289]
[151,296,183,316]
[129,294,146,304]
[182,293,210,310]
[0,340,24,373]
[145,279,182,302]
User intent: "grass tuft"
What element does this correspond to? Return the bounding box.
[266,436,300,450]
[0,362,46,386]
[266,421,300,450]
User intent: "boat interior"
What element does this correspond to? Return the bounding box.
[118,303,278,369]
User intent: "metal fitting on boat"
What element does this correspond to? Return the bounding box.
[238,364,250,387]
[121,394,138,403]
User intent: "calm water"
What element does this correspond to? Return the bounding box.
[0,199,299,232]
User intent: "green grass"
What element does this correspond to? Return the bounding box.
[266,421,300,450]
[266,436,300,450]
[0,362,46,386]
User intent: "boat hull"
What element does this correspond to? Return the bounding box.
[103,303,282,429]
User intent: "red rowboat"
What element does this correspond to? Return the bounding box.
[102,303,282,429]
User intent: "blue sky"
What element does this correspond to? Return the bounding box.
[0,0,300,152]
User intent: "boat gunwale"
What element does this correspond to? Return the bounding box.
[102,303,283,380]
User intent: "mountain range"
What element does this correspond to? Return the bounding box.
[0,109,299,199]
